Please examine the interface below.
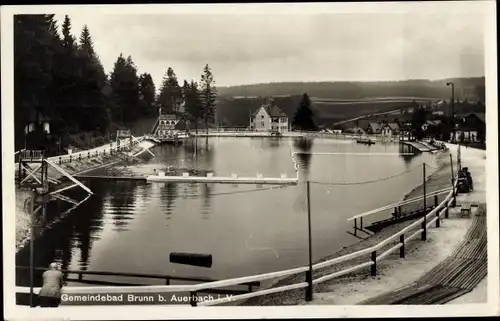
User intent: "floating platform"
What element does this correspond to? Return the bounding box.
[356,139,375,145]
[146,172,298,185]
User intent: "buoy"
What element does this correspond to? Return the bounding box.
[169,253,212,268]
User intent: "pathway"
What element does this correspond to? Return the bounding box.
[359,204,486,304]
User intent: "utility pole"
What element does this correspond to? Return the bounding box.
[305,181,313,301]
[423,163,427,210]
[450,154,456,207]
[446,82,455,142]
[29,189,35,307]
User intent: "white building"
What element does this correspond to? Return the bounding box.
[250,99,289,134]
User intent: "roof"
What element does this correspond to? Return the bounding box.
[386,123,399,130]
[467,113,485,123]
[252,104,288,118]
[367,123,380,131]
[346,126,366,134]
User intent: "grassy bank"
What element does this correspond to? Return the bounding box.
[242,149,455,306]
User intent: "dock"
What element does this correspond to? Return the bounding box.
[73,173,298,185]
[146,173,298,185]
[401,141,434,152]
[73,175,147,181]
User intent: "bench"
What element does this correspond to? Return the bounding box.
[460,203,472,217]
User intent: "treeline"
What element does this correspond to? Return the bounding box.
[14,14,216,152]
[217,78,486,101]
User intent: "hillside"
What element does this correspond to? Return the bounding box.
[215,77,485,128]
[218,77,485,101]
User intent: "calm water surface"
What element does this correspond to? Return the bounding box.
[17,137,437,287]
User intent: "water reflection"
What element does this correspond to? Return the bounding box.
[160,182,179,221]
[265,137,282,149]
[399,143,420,165]
[293,137,314,173]
[108,181,139,232]
[201,183,213,219]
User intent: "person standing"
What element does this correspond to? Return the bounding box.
[38,262,64,307]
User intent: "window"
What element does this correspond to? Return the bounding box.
[261,121,264,127]
[261,115,265,119]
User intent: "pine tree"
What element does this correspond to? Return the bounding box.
[292,93,316,131]
[199,64,217,133]
[109,54,140,126]
[138,73,156,117]
[79,25,95,58]
[182,80,202,133]
[74,25,108,133]
[61,15,76,51]
[157,67,182,114]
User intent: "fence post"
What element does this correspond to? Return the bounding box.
[434,194,438,208]
[88,152,90,159]
[370,250,377,276]
[445,204,449,218]
[69,155,72,163]
[421,219,427,241]
[59,157,62,164]
[400,235,405,258]
[165,277,170,285]
[305,181,313,302]
[189,291,197,307]
[436,209,441,228]
[450,154,456,207]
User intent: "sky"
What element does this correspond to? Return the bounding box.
[52,2,488,88]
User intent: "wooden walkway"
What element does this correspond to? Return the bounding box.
[360,204,487,305]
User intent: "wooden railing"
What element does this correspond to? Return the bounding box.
[15,182,458,306]
[15,266,259,292]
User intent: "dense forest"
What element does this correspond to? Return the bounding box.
[217,78,486,101]
[14,14,216,153]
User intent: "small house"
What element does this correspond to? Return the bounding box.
[451,113,485,143]
[250,98,289,133]
[380,123,400,137]
[366,123,381,135]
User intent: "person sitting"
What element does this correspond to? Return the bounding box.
[38,262,64,308]
[464,167,474,191]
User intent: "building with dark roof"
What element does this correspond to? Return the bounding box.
[250,98,289,133]
[451,113,486,143]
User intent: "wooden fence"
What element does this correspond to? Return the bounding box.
[16,184,458,306]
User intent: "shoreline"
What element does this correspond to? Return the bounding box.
[241,148,454,306]
[14,145,144,252]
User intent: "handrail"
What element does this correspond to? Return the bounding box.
[15,266,260,286]
[347,187,452,221]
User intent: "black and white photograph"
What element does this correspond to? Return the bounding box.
[2,2,499,320]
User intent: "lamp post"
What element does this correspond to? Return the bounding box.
[446,82,455,142]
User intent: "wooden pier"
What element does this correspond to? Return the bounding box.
[400,140,440,153]
[146,173,298,185]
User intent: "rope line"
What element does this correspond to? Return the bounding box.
[178,184,292,198]
[309,166,420,186]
